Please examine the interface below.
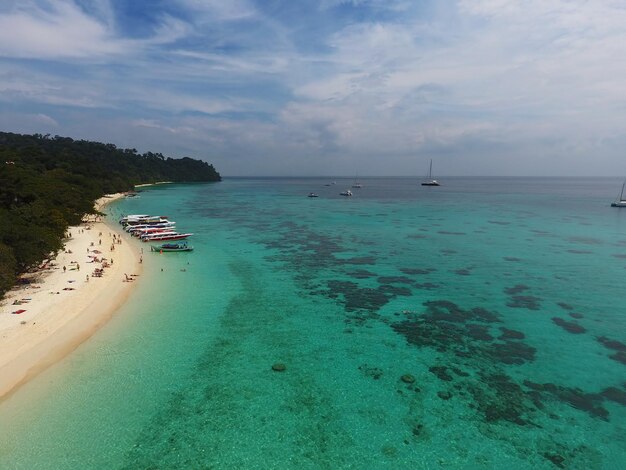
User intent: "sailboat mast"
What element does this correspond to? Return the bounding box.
[429,159,433,178]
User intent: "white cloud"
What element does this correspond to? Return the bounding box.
[0,0,191,60]
[0,0,123,59]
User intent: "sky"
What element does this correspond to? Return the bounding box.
[1,0,625,176]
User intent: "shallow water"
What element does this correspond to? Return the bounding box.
[1,177,625,469]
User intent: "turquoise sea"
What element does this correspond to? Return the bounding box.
[1,177,625,469]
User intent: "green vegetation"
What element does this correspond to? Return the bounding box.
[0,132,220,296]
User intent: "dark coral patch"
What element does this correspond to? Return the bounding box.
[429,366,453,382]
[601,386,626,405]
[596,336,626,365]
[504,284,530,295]
[377,276,414,284]
[423,300,500,324]
[597,336,626,352]
[507,295,542,310]
[503,257,521,262]
[380,285,412,296]
[399,267,436,275]
[488,220,510,225]
[440,249,457,254]
[400,374,415,384]
[566,249,593,254]
[325,279,412,314]
[414,282,439,290]
[568,312,584,319]
[389,300,620,428]
[342,256,377,265]
[609,351,626,365]
[348,269,377,279]
[612,254,626,259]
[450,367,470,377]
[499,327,525,340]
[454,268,472,276]
[326,280,390,312]
[437,231,466,235]
[542,453,565,468]
[466,324,494,341]
[489,341,536,365]
[552,317,586,334]
[470,373,534,425]
[523,381,609,420]
[359,364,383,380]
[557,302,574,311]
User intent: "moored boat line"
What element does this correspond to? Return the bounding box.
[118,214,193,244]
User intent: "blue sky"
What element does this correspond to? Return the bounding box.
[1,0,625,176]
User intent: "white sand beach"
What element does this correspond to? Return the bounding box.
[0,193,143,400]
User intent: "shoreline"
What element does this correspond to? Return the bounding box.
[0,193,142,401]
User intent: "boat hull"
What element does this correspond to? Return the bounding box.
[142,233,192,242]
[150,245,193,252]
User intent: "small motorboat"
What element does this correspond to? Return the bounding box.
[150,242,194,252]
[308,192,319,198]
[340,190,353,196]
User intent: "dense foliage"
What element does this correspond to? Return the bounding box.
[0,132,220,296]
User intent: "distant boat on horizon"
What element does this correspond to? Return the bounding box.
[421,159,440,186]
[611,181,626,207]
[352,174,362,188]
[340,190,353,196]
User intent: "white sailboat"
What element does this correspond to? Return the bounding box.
[611,181,626,207]
[352,174,362,188]
[421,159,440,186]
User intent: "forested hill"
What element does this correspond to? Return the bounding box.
[0,131,221,296]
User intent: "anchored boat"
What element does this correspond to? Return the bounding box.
[421,159,440,186]
[150,242,194,252]
[611,181,626,207]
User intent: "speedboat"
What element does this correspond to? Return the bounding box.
[141,232,193,242]
[151,242,193,252]
[340,190,353,196]
[308,192,319,198]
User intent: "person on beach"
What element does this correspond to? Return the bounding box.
[86,275,89,282]
[77,263,80,271]
[63,265,66,273]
